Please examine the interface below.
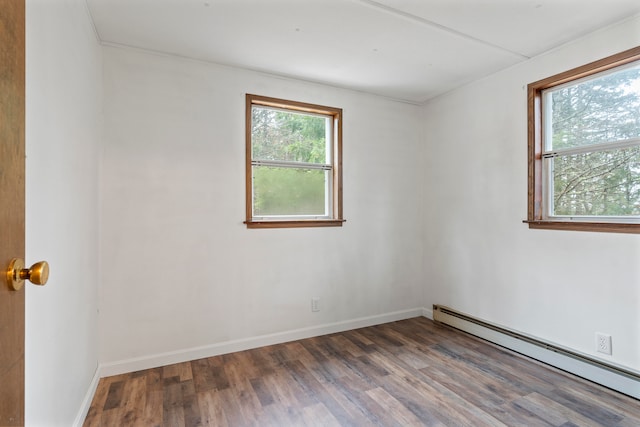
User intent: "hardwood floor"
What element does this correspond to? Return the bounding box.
[83,317,640,426]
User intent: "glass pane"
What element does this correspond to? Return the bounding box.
[253,166,328,216]
[252,106,329,164]
[552,146,640,216]
[546,63,640,150]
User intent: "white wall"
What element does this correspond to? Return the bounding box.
[25,0,102,425]
[422,16,640,371]
[99,47,424,367]
[20,1,640,421]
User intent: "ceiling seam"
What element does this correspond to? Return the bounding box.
[83,0,103,44]
[99,41,424,106]
[353,0,530,60]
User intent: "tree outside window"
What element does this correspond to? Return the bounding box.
[245,94,343,229]
[527,46,640,233]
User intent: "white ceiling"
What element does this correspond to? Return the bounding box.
[86,0,640,104]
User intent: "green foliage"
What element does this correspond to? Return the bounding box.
[251,107,330,216]
[549,66,640,216]
[253,167,326,216]
[252,107,328,163]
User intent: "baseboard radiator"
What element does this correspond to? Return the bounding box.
[432,305,640,400]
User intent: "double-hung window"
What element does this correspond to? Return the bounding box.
[527,47,640,233]
[245,94,343,228]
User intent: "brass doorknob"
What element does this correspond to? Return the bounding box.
[6,258,49,291]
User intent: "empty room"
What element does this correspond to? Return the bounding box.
[1,0,640,425]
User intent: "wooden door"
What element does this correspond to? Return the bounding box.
[0,0,26,424]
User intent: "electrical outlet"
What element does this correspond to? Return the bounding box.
[596,332,612,355]
[311,297,320,312]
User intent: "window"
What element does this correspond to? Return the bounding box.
[527,46,640,233]
[245,94,344,228]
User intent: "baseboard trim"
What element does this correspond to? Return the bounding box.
[422,307,433,319]
[72,364,101,427]
[99,307,425,378]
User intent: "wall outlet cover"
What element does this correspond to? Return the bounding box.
[596,332,612,355]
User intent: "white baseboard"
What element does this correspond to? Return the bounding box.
[75,305,637,425]
[99,307,426,378]
[73,364,101,427]
[422,307,433,319]
[75,307,428,424]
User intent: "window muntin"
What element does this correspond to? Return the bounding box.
[245,94,343,228]
[527,46,640,233]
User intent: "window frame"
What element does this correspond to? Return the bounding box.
[526,46,640,234]
[245,94,344,229]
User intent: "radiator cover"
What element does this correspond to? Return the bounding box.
[432,304,640,400]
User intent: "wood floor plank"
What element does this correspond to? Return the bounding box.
[514,391,604,427]
[462,345,560,394]
[197,390,229,427]
[280,360,321,408]
[217,388,250,426]
[365,386,426,426]
[329,334,367,358]
[300,402,342,427]
[419,350,527,403]
[82,377,112,427]
[140,389,163,427]
[145,367,163,392]
[384,369,505,427]
[539,386,624,426]
[84,317,640,426]
[181,380,202,427]
[331,375,400,426]
[249,376,273,407]
[247,346,277,376]
[299,339,354,383]
[557,379,640,421]
[263,371,303,408]
[318,377,382,426]
[98,407,125,427]
[340,329,377,353]
[162,377,185,427]
[102,380,125,411]
[419,362,510,410]
[120,375,147,425]
[493,399,555,427]
[191,358,218,394]
[258,400,297,426]
[222,361,263,424]
[163,362,193,383]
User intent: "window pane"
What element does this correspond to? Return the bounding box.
[547,63,640,150]
[552,146,640,216]
[253,166,328,216]
[251,106,329,164]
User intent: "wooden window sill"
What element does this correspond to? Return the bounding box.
[523,220,640,234]
[245,219,346,229]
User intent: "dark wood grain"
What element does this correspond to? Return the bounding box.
[84,317,640,426]
[0,0,26,424]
